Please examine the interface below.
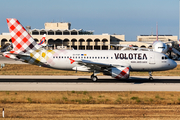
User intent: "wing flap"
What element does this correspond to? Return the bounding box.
[76,59,130,71]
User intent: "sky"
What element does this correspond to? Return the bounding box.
[0,0,179,41]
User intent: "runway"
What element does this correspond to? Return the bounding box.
[0,75,180,91]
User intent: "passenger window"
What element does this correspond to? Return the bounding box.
[92,57,94,59]
[67,56,69,58]
[64,56,66,59]
[111,57,113,59]
[53,56,55,58]
[56,56,58,58]
[107,57,108,59]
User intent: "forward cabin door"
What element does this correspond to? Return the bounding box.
[149,52,155,64]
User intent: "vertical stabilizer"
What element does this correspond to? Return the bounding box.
[38,34,46,46]
[6,18,40,54]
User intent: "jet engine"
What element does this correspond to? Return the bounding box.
[103,66,130,79]
[152,41,168,54]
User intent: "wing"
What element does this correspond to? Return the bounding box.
[74,59,130,72]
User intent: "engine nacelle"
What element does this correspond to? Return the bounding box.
[152,41,168,53]
[104,66,130,79]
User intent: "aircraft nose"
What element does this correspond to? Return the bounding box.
[169,60,177,69]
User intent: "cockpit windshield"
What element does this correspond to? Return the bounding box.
[162,55,169,60]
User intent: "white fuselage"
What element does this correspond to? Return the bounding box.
[47,50,177,72]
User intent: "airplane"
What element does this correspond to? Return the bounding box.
[3,18,177,81]
[150,23,168,54]
[111,24,170,54]
[38,34,46,47]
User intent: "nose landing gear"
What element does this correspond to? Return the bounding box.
[149,71,154,81]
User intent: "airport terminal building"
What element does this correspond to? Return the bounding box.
[0,22,125,50]
[0,21,178,50]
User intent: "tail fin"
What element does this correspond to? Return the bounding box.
[6,18,40,54]
[38,34,46,46]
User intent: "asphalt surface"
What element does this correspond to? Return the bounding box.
[0,76,180,91]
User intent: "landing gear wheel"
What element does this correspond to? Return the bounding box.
[149,77,153,81]
[148,71,153,81]
[91,75,98,82]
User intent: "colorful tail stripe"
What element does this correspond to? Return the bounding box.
[38,34,46,45]
[6,18,40,54]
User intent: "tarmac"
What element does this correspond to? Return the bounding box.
[0,76,180,91]
[0,55,180,91]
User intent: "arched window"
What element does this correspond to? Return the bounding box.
[32,30,39,35]
[86,39,93,50]
[63,30,70,35]
[94,39,100,50]
[64,39,69,46]
[79,39,85,50]
[40,30,47,35]
[71,30,78,35]
[48,30,54,35]
[1,39,8,47]
[34,39,39,43]
[55,30,62,35]
[55,39,63,46]
[71,39,77,50]
[48,39,55,45]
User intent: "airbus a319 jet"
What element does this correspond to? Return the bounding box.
[3,18,177,81]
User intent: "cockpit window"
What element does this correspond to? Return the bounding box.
[162,55,169,60]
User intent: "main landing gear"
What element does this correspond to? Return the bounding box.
[91,70,100,82]
[149,71,153,81]
[91,74,98,82]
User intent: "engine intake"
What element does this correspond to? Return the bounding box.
[103,66,129,79]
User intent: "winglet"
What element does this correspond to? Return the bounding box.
[69,58,75,64]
